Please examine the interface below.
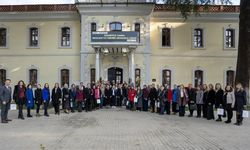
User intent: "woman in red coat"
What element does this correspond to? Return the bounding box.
[128,86,136,110]
[76,86,84,112]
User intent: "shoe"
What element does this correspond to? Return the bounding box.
[215,118,222,122]
[225,120,231,124]
[234,122,239,126]
[6,119,12,121]
[44,114,49,117]
[196,116,201,118]
[188,115,193,117]
[27,115,33,118]
[1,120,8,123]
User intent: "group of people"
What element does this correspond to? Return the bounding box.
[0,78,248,126]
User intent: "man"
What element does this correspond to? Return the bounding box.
[149,84,158,113]
[0,79,12,123]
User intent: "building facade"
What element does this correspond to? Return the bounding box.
[0,1,240,89]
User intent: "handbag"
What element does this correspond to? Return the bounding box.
[10,103,17,110]
[242,110,249,118]
[189,104,197,110]
[97,99,101,104]
[134,97,138,103]
[217,108,224,115]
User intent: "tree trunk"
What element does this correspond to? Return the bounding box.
[235,0,250,90]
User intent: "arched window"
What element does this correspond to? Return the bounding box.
[29,27,39,47]
[225,29,235,48]
[61,69,70,87]
[90,68,96,83]
[193,28,203,48]
[162,28,171,47]
[0,28,7,47]
[135,23,140,42]
[91,22,97,32]
[0,69,6,85]
[61,27,71,47]
[29,69,38,86]
[109,22,122,31]
[162,69,171,87]
[226,70,235,87]
[194,70,204,88]
[135,68,141,87]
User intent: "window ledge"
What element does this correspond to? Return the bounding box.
[160,46,173,49]
[192,47,206,50]
[223,48,237,51]
[0,46,8,49]
[26,46,40,49]
[59,46,72,49]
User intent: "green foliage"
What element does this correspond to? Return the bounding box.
[163,0,233,18]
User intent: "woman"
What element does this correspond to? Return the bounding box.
[69,84,76,113]
[178,84,188,117]
[128,86,136,111]
[42,83,50,117]
[202,84,208,118]
[224,85,235,124]
[172,85,179,115]
[76,85,84,112]
[62,84,70,114]
[25,84,34,118]
[13,80,26,120]
[94,85,101,109]
[35,84,43,117]
[196,85,203,118]
[207,84,216,120]
[51,83,62,115]
[215,83,224,122]
[142,85,149,111]
[158,86,166,115]
[165,85,172,115]
[136,86,143,111]
[234,83,247,126]
[105,85,111,107]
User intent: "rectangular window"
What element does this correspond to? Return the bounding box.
[61,27,71,47]
[91,23,96,32]
[0,69,6,85]
[61,69,70,87]
[29,27,39,47]
[0,28,7,47]
[193,28,203,48]
[162,28,171,47]
[135,23,140,43]
[194,70,204,88]
[29,69,38,86]
[135,68,141,87]
[162,69,171,87]
[226,70,235,87]
[225,29,235,48]
[90,68,96,83]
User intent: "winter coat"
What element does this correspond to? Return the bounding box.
[224,91,235,108]
[172,88,179,103]
[52,87,62,105]
[42,88,50,102]
[177,89,188,106]
[136,89,143,107]
[207,89,216,105]
[94,88,101,99]
[76,89,84,102]
[187,88,196,104]
[215,89,224,108]
[25,88,34,108]
[13,85,26,105]
[234,90,247,112]
[167,89,172,102]
[35,88,43,105]
[128,89,136,102]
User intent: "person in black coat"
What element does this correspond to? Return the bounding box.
[51,83,62,115]
[85,83,92,112]
[116,84,123,107]
[105,85,112,107]
[234,83,247,126]
[13,80,26,120]
[35,84,43,117]
[149,84,158,113]
[202,84,208,118]
[215,83,225,121]
[62,84,70,114]
[207,84,216,120]
[186,84,196,117]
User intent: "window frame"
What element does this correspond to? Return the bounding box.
[58,26,72,49]
[223,27,237,50]
[60,69,70,87]
[109,22,122,31]
[192,27,206,50]
[0,27,8,48]
[194,69,204,88]
[134,23,141,43]
[27,27,40,48]
[90,68,96,83]
[0,69,7,86]
[91,22,97,32]
[60,27,71,48]
[225,70,235,87]
[161,27,171,48]
[162,69,172,87]
[135,68,141,87]
[28,69,38,87]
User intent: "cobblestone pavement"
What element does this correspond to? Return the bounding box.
[0,108,249,150]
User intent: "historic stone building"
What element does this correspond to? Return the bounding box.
[0,0,239,88]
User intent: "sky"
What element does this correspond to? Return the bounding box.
[0,0,240,5]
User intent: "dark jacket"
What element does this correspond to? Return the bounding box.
[234,90,247,111]
[52,87,62,105]
[215,89,224,108]
[149,87,158,101]
[13,85,26,105]
[35,88,43,105]
[207,89,216,105]
[62,88,69,101]
[187,88,196,104]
